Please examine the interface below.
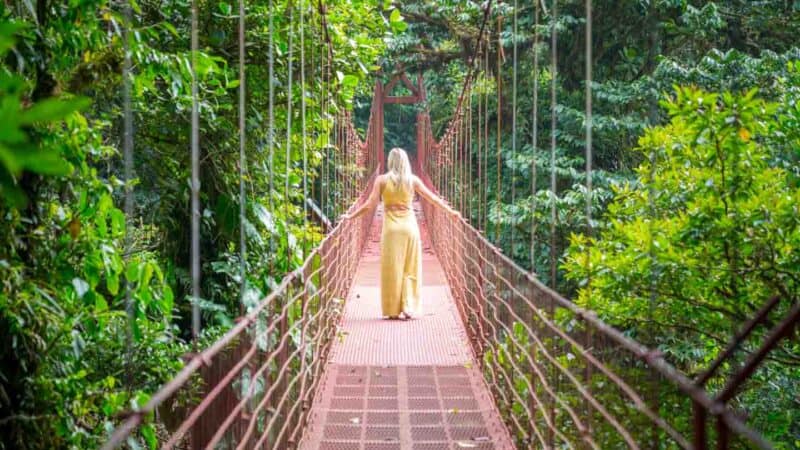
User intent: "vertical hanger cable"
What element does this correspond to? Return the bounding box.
[476,41,483,228]
[285,2,294,270]
[549,0,558,289]
[530,0,540,272]
[495,16,502,243]
[268,0,276,274]
[190,0,201,341]
[300,0,308,256]
[511,0,518,255]
[548,1,559,446]
[238,0,247,308]
[584,0,595,438]
[121,0,135,382]
[484,43,490,234]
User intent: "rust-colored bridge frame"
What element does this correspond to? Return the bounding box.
[101,74,790,450]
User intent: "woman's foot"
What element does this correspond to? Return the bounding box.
[386,315,400,320]
[400,310,414,320]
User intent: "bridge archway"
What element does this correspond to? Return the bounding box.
[373,72,427,172]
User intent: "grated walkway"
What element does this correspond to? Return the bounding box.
[300,204,515,450]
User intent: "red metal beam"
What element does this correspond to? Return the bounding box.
[384,95,421,104]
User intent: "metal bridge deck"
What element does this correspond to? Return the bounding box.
[300,204,514,450]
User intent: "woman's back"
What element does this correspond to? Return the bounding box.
[381,177,414,207]
[378,170,421,319]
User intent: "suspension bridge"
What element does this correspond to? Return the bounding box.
[96,0,798,449]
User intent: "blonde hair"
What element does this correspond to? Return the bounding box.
[386,147,413,192]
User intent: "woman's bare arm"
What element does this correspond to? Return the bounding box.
[342,175,383,220]
[413,176,460,217]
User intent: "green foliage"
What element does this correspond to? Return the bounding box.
[386,0,800,289]
[564,87,800,445]
[0,24,89,207]
[387,1,800,445]
[1,0,391,448]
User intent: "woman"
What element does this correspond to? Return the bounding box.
[342,148,460,320]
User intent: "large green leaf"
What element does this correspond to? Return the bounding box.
[19,97,91,125]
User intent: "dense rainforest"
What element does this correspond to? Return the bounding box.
[375,0,799,446]
[1,0,798,448]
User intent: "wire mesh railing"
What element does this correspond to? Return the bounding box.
[420,182,774,450]
[102,174,377,450]
[410,1,791,435]
[102,109,379,449]
[418,94,774,448]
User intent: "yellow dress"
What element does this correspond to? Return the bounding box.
[380,178,422,317]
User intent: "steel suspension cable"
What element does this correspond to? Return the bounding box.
[459,108,464,212]
[452,110,457,207]
[484,44,490,234]
[308,0,316,228]
[449,116,454,207]
[647,134,660,447]
[455,118,459,203]
[300,0,308,256]
[448,123,453,201]
[268,0,276,279]
[584,0,595,438]
[549,0,558,290]
[548,0,559,446]
[584,2,592,241]
[476,42,483,228]
[456,120,460,203]
[460,91,465,214]
[321,0,333,220]
[467,87,473,223]
[320,9,327,221]
[121,0,135,385]
[468,95,472,218]
[278,14,296,433]
[238,0,247,309]
[531,0,540,272]
[280,3,297,433]
[448,117,453,203]
[511,0,518,255]
[462,102,472,216]
[333,114,339,218]
[495,16,502,243]
[285,1,294,270]
[527,2,542,432]
[190,0,201,341]
[295,1,310,433]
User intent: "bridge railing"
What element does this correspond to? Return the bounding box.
[419,186,771,449]
[103,172,377,450]
[102,128,378,450]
